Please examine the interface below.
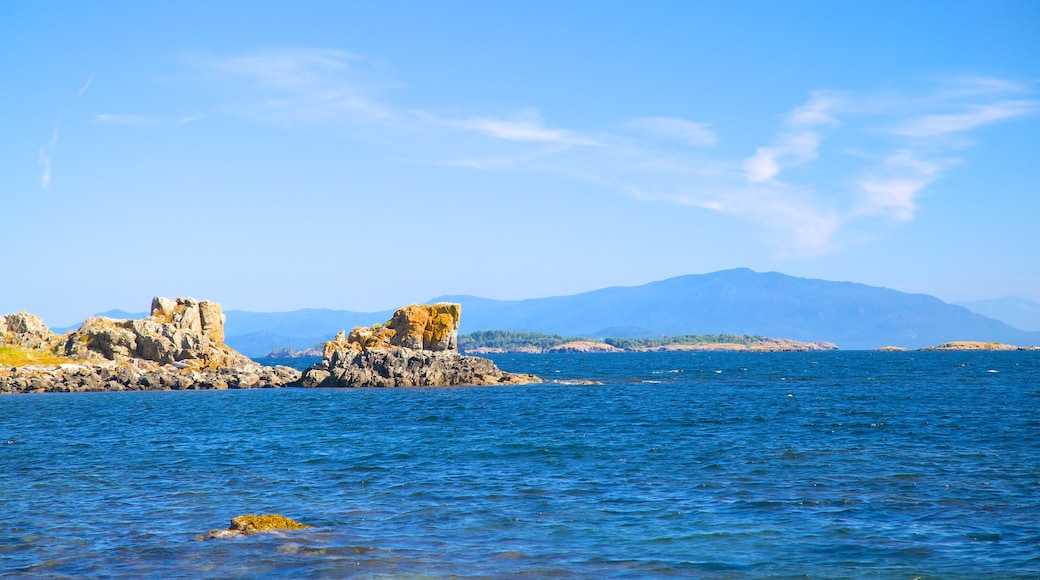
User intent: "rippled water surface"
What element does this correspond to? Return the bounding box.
[2,352,1039,578]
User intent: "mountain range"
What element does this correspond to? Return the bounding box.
[54,269,1040,356]
[953,296,1040,332]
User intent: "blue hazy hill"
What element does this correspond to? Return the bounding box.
[955,296,1040,332]
[434,268,1040,350]
[57,269,1040,354]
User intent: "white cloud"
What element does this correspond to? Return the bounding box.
[177,49,1037,257]
[625,117,717,146]
[741,92,844,183]
[786,90,844,127]
[892,100,1037,137]
[743,130,823,183]
[743,147,781,183]
[854,153,945,221]
[649,184,842,255]
[454,112,598,146]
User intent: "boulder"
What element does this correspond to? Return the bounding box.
[0,312,57,350]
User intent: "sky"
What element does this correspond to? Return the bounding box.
[2,1,1039,327]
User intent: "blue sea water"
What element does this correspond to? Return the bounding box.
[2,351,1038,578]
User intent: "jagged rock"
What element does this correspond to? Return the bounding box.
[300,303,540,388]
[0,312,58,350]
[62,297,251,368]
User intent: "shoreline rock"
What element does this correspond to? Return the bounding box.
[1,297,300,394]
[300,304,541,387]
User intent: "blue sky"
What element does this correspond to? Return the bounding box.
[3,1,1039,327]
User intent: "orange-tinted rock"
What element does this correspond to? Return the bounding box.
[300,303,539,388]
[344,303,460,352]
[199,513,310,540]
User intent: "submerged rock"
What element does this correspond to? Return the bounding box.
[199,514,310,540]
[301,303,541,387]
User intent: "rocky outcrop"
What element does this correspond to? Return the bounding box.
[547,341,624,353]
[635,338,839,352]
[300,303,540,387]
[1,296,300,394]
[61,297,253,368]
[1,312,59,351]
[918,341,1024,351]
[199,514,310,540]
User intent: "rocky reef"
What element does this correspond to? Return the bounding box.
[917,341,1035,351]
[300,304,541,387]
[1,297,300,394]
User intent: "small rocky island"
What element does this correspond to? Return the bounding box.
[1,298,539,394]
[299,303,541,387]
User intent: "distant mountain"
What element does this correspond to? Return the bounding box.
[955,296,1040,332]
[433,268,1040,350]
[222,308,392,357]
[54,270,1040,354]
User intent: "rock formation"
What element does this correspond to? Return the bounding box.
[61,296,254,368]
[0,312,55,350]
[1,297,300,394]
[300,303,541,387]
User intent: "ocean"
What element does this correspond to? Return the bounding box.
[2,351,1038,578]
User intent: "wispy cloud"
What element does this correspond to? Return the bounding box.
[179,48,1038,256]
[38,75,94,189]
[625,117,717,147]
[39,124,59,189]
[891,100,1037,137]
[743,131,824,183]
[196,47,397,124]
[75,75,94,98]
[742,91,844,184]
[452,111,599,146]
[854,153,945,221]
